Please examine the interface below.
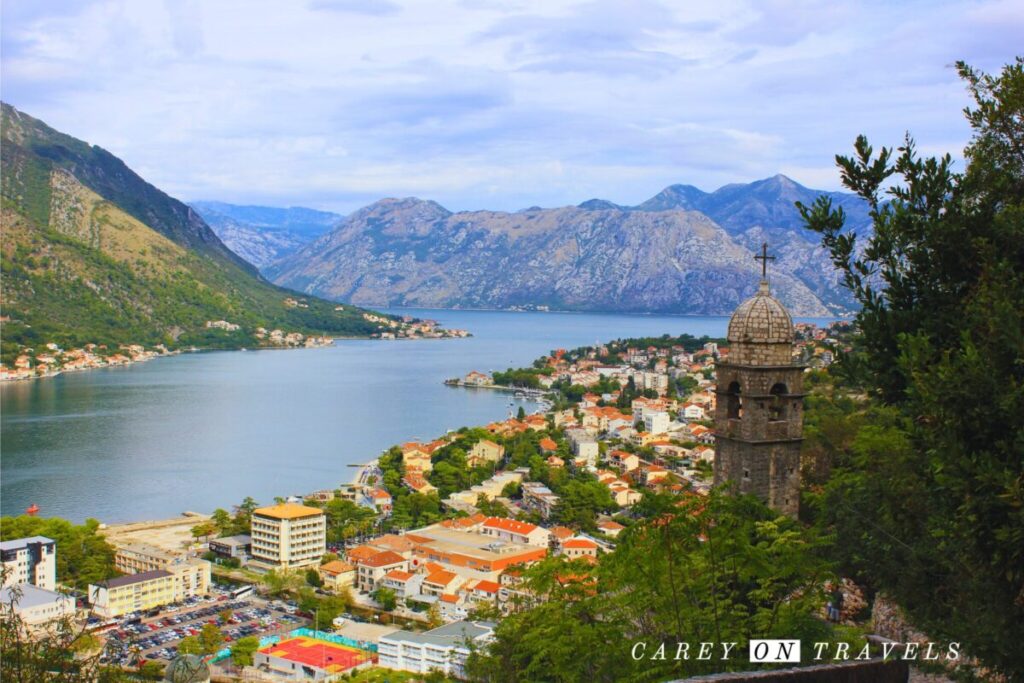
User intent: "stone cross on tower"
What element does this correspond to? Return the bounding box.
[754,242,775,279]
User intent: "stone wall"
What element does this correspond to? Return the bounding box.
[677,659,908,682]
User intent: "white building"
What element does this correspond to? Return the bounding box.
[250,503,326,569]
[682,404,706,421]
[0,584,75,626]
[378,621,495,679]
[643,411,670,435]
[565,429,599,467]
[480,517,551,547]
[1,537,57,591]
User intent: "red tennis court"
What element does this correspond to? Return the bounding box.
[259,635,373,673]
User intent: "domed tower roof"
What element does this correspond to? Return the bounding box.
[164,655,210,683]
[728,280,794,344]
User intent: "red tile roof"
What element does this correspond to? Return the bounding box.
[563,539,598,549]
[473,580,500,594]
[347,545,379,562]
[483,517,538,535]
[440,513,487,529]
[360,550,406,568]
[425,569,457,586]
[384,570,414,581]
[320,560,354,575]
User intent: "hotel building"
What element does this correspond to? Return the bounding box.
[250,503,326,569]
[1,537,57,591]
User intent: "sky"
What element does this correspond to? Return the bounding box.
[1,1,1020,213]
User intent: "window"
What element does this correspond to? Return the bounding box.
[726,381,742,419]
[769,383,788,421]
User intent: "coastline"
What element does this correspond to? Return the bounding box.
[0,333,462,384]
[350,458,380,487]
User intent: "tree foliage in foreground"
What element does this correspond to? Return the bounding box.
[1,581,132,682]
[799,58,1024,678]
[466,492,837,682]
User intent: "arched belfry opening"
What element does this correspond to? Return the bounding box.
[726,381,742,419]
[769,382,788,421]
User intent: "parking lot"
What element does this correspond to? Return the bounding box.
[101,587,307,666]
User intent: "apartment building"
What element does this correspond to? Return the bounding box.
[379,621,494,679]
[356,550,410,593]
[250,503,326,569]
[89,570,176,618]
[113,543,211,601]
[1,537,56,591]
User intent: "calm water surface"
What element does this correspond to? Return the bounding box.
[1,309,754,522]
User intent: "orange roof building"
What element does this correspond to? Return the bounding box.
[253,502,323,520]
[361,550,407,568]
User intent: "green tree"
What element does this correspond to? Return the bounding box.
[311,594,350,630]
[178,636,202,655]
[466,492,836,682]
[198,623,224,655]
[190,522,216,543]
[210,508,232,536]
[426,603,444,629]
[0,581,133,682]
[501,481,522,499]
[135,660,164,681]
[476,494,510,518]
[372,587,398,611]
[230,635,261,666]
[799,58,1024,678]
[305,567,323,588]
[297,587,319,614]
[554,479,617,531]
[516,406,526,420]
[218,608,233,624]
[232,497,259,534]
[261,569,301,598]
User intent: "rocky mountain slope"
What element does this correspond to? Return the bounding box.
[631,174,870,311]
[190,202,340,267]
[267,198,834,316]
[0,103,387,361]
[267,176,871,316]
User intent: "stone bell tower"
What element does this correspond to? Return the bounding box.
[713,244,804,517]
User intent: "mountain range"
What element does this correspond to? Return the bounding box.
[190,202,341,267]
[0,103,387,362]
[264,175,870,316]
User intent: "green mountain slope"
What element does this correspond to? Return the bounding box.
[0,103,384,364]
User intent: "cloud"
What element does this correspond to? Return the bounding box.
[308,0,401,16]
[0,0,1016,214]
[164,0,205,57]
